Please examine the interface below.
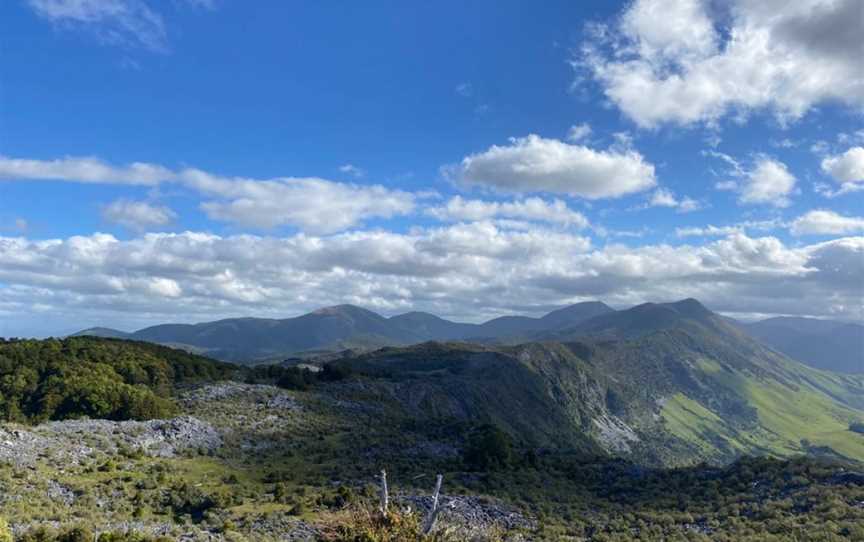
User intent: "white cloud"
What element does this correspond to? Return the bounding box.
[676,219,783,238]
[102,199,176,231]
[186,171,416,233]
[675,218,788,237]
[676,225,742,238]
[0,155,416,234]
[454,134,656,199]
[822,147,864,183]
[26,0,212,51]
[28,0,168,51]
[427,196,589,228]
[820,147,864,196]
[791,210,864,236]
[770,138,798,149]
[620,0,717,64]
[0,155,173,185]
[455,82,473,97]
[707,153,797,207]
[647,188,701,213]
[566,123,592,142]
[580,0,864,128]
[739,158,797,207]
[837,131,864,146]
[338,164,365,178]
[1,228,861,331]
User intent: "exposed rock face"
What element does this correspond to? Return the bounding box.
[180,382,300,411]
[0,415,222,466]
[39,415,222,458]
[593,414,640,454]
[0,427,55,467]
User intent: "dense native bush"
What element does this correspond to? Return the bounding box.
[463,424,513,471]
[0,337,236,423]
[246,361,353,391]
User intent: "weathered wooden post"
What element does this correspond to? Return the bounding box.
[422,473,443,535]
[379,469,389,517]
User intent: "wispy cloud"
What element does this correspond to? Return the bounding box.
[338,164,366,178]
[102,198,176,231]
[26,0,214,52]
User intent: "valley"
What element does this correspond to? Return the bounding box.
[3,299,864,540]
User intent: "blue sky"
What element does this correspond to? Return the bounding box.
[0,0,862,336]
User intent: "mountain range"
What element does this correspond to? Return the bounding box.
[73,299,863,374]
[330,298,864,465]
[73,301,616,362]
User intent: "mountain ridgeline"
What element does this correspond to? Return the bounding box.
[74,301,617,362]
[42,299,864,467]
[73,300,863,377]
[329,300,864,466]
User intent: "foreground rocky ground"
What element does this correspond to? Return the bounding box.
[2,379,864,541]
[0,382,532,541]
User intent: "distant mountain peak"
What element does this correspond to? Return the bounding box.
[664,298,712,318]
[540,301,616,326]
[311,304,380,317]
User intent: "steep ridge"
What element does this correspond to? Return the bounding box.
[334,300,864,466]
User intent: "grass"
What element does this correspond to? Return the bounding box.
[661,362,864,463]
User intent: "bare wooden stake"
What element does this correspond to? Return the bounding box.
[422,473,444,535]
[379,469,389,517]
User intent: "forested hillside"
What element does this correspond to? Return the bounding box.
[0,337,236,423]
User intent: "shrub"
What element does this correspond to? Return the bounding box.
[0,517,12,542]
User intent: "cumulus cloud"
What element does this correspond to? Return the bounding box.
[647,188,701,212]
[739,158,797,207]
[706,153,797,207]
[791,210,864,236]
[426,196,589,228]
[26,0,212,51]
[0,156,416,234]
[819,147,864,196]
[0,227,861,333]
[453,134,656,198]
[102,199,176,231]
[580,0,864,128]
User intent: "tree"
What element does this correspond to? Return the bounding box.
[463,424,513,471]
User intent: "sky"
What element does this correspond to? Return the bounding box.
[0,0,862,336]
